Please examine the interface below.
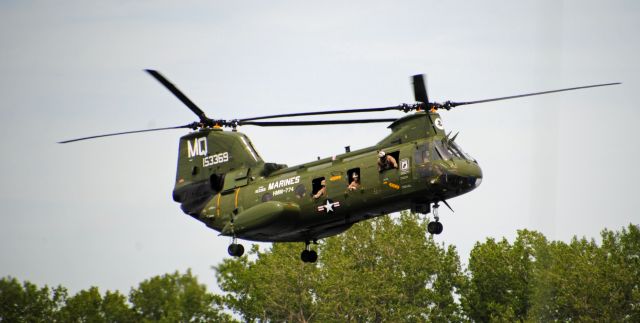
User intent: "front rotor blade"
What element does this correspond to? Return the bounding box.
[58,124,196,144]
[412,74,429,104]
[240,118,397,127]
[240,106,408,122]
[145,69,210,122]
[447,82,621,108]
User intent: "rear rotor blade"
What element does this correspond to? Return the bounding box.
[240,118,397,127]
[445,82,621,109]
[413,74,429,104]
[145,69,211,123]
[58,123,197,144]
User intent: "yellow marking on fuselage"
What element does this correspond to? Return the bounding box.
[330,175,342,181]
[234,188,240,209]
[216,193,221,216]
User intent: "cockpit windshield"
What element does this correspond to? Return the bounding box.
[449,142,475,161]
[415,141,476,164]
[433,141,476,162]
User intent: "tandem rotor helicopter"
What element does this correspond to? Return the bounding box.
[60,70,619,263]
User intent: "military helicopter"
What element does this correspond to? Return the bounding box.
[60,70,619,263]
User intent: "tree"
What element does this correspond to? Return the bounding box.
[0,276,67,322]
[463,224,640,322]
[462,229,546,322]
[129,269,233,322]
[216,243,319,322]
[215,212,466,322]
[3,223,637,321]
[102,290,137,323]
[56,287,135,322]
[316,212,465,322]
[530,224,640,321]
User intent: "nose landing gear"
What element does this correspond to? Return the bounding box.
[427,203,444,235]
[301,240,318,263]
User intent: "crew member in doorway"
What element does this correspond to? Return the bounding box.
[348,172,360,191]
[313,179,327,199]
[377,150,398,172]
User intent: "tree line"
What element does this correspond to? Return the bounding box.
[2,213,638,322]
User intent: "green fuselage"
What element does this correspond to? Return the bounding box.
[172,111,482,242]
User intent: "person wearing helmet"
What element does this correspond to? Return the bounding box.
[347,172,360,191]
[377,150,398,172]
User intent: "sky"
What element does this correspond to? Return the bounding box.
[1,0,638,294]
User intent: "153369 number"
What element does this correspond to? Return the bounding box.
[203,152,229,167]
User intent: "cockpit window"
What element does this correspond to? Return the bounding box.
[434,141,451,160]
[415,143,442,164]
[440,140,475,162]
[451,142,475,161]
[447,143,464,159]
[421,140,475,162]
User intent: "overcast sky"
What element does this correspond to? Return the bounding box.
[1,0,638,294]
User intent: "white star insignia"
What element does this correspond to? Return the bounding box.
[324,199,334,213]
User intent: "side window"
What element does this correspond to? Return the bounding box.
[414,144,428,164]
[312,177,326,199]
[210,174,225,192]
[379,151,400,172]
[388,151,400,165]
[294,184,306,198]
[347,168,361,190]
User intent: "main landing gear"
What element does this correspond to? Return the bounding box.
[301,240,318,263]
[228,237,244,257]
[427,203,444,235]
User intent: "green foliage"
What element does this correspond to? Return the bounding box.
[2,222,639,322]
[464,224,640,322]
[214,211,466,322]
[462,229,546,321]
[56,287,135,322]
[129,269,233,322]
[0,276,67,322]
[1,271,233,322]
[530,224,640,322]
[215,243,318,322]
[316,212,466,322]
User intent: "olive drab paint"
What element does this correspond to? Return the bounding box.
[173,110,483,243]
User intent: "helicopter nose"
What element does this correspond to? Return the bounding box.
[464,161,483,189]
[444,160,483,194]
[474,176,482,188]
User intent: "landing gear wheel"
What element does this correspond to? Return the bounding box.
[301,250,318,263]
[435,222,443,234]
[427,203,444,235]
[308,250,318,263]
[427,221,444,235]
[301,241,318,263]
[428,221,438,234]
[301,249,310,262]
[227,243,244,257]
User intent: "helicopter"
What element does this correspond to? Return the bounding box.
[60,70,619,263]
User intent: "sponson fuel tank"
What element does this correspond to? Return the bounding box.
[222,201,301,236]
